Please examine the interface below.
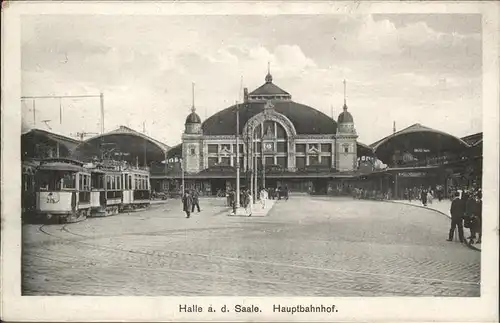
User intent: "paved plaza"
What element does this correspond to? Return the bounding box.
[22,196,480,296]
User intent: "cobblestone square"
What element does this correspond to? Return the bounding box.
[22,196,480,296]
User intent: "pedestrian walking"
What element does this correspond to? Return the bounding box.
[191,189,201,213]
[284,185,289,201]
[260,188,268,209]
[463,191,478,244]
[182,191,193,218]
[420,188,427,206]
[447,192,465,242]
[436,185,443,202]
[474,191,482,244]
[427,189,433,205]
[244,189,252,216]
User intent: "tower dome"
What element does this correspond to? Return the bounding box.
[337,104,354,124]
[337,80,356,135]
[184,82,202,134]
[265,61,273,83]
[185,109,201,124]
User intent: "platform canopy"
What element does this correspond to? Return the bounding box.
[370,123,470,166]
[22,128,81,160]
[461,132,482,147]
[357,142,374,157]
[72,126,170,167]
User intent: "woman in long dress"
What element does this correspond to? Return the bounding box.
[245,190,253,216]
[260,188,267,209]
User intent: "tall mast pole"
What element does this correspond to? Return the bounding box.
[100,92,105,134]
[254,131,258,203]
[262,125,266,189]
[343,79,346,106]
[32,100,36,126]
[59,98,63,124]
[249,125,254,204]
[235,100,241,211]
[143,121,147,167]
[181,161,185,193]
[192,82,195,110]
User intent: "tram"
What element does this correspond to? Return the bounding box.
[85,163,123,217]
[34,158,91,223]
[22,160,38,220]
[121,166,151,211]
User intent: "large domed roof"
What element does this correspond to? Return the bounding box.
[185,111,201,124]
[202,101,337,135]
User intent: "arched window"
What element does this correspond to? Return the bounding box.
[252,120,289,168]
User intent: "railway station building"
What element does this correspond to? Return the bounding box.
[150,72,482,197]
[20,72,482,199]
[152,71,376,195]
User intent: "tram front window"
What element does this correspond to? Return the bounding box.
[37,171,76,191]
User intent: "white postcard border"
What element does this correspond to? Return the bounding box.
[1,1,498,322]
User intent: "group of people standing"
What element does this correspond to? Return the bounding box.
[404,185,445,206]
[224,186,290,216]
[352,188,391,200]
[181,189,201,218]
[448,188,482,244]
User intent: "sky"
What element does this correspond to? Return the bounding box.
[21,14,482,146]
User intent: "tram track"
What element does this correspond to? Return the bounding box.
[25,223,479,297]
[63,225,479,285]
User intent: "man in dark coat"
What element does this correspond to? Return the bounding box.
[420,188,427,206]
[475,191,482,244]
[447,192,465,242]
[182,191,193,218]
[191,189,201,213]
[468,191,482,244]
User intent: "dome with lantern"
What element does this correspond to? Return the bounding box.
[184,83,203,135]
[202,68,338,136]
[185,109,201,124]
[336,80,356,135]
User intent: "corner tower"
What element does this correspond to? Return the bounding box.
[335,80,358,171]
[182,82,203,173]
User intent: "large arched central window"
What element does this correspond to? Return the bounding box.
[252,120,288,169]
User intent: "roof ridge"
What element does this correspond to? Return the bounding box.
[26,128,82,143]
[370,123,470,150]
[249,82,290,96]
[109,125,170,151]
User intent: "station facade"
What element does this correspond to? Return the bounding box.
[155,71,362,195]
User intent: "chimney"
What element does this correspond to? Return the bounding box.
[393,121,396,134]
[244,88,249,103]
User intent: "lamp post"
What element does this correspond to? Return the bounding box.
[254,131,258,203]
[235,100,241,210]
[249,125,254,204]
[230,100,248,216]
[262,136,266,189]
[163,151,167,192]
[180,158,185,193]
